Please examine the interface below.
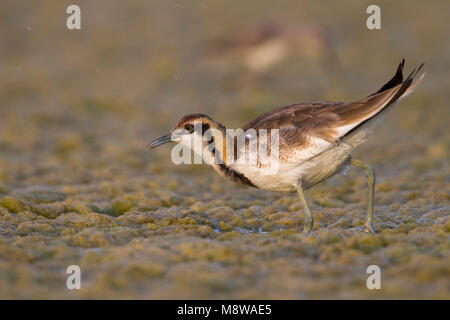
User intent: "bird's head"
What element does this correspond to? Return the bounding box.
[147,114,226,158]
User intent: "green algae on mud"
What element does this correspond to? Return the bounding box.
[0,177,448,298]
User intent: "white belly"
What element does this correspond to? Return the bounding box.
[233,141,355,192]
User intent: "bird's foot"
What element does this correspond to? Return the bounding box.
[364,221,376,234]
[302,221,313,234]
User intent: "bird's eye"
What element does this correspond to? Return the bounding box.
[184,124,194,133]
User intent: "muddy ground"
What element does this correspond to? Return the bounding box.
[0,1,448,299]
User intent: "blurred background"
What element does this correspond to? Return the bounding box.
[0,0,448,299]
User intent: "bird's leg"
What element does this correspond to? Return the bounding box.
[350,159,376,234]
[296,183,314,233]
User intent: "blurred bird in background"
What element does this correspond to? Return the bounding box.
[202,21,340,73]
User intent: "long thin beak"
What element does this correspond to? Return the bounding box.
[146,134,172,150]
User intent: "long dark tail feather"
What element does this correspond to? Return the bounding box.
[386,61,425,105]
[343,61,425,140]
[369,58,405,96]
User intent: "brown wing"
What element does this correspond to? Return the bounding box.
[243,102,341,145]
[241,60,424,159]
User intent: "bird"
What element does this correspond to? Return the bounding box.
[202,21,339,73]
[147,59,425,234]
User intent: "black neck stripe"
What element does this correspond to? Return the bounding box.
[209,141,256,188]
[217,163,256,188]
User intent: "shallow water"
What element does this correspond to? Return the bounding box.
[0,0,449,299]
